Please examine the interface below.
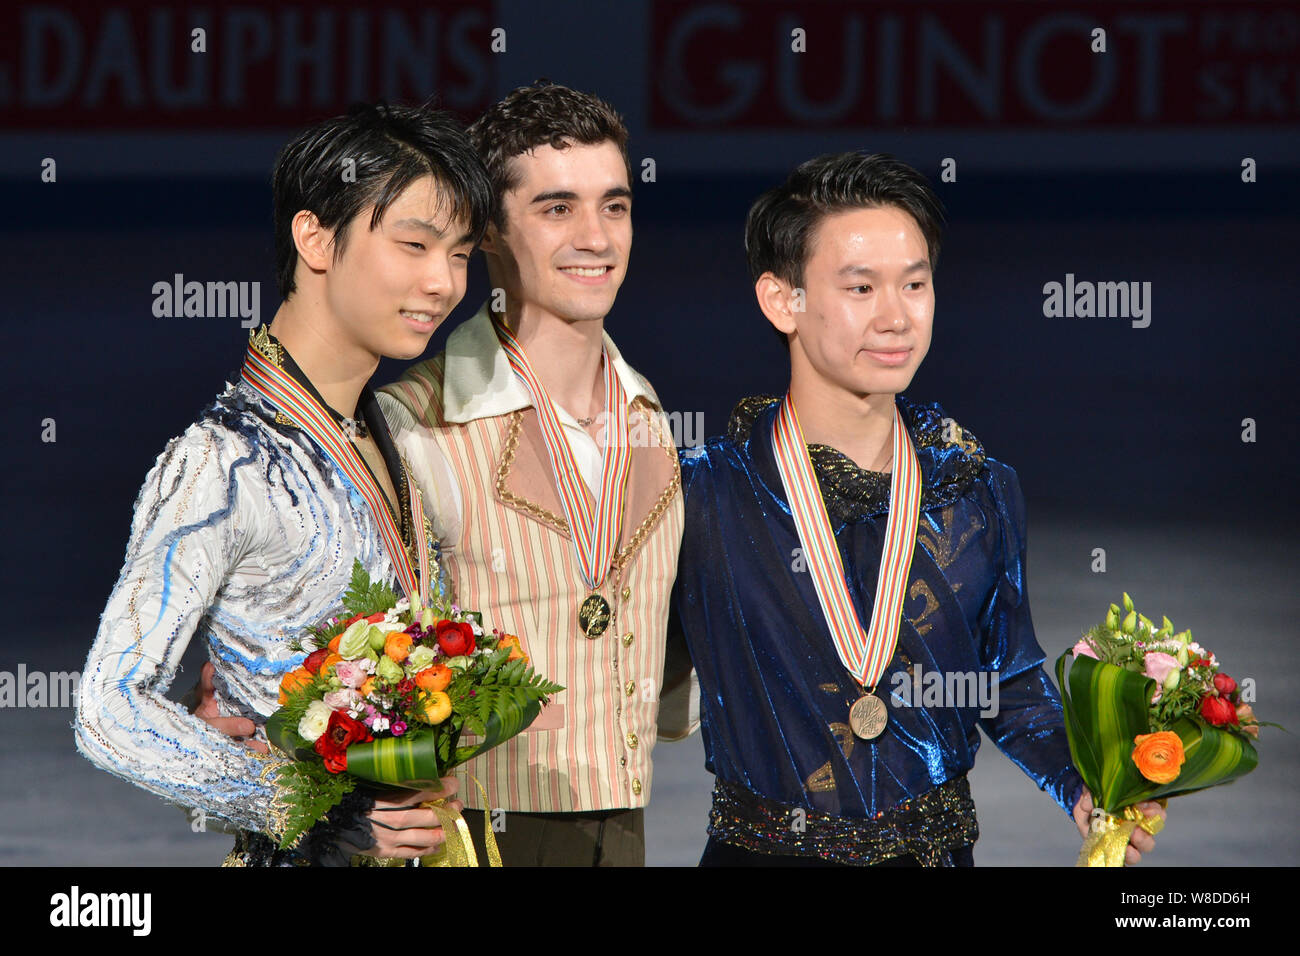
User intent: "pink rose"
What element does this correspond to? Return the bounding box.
[322,689,357,711]
[1235,703,1259,739]
[1071,639,1099,660]
[1143,652,1180,702]
[1143,652,1179,684]
[334,659,367,689]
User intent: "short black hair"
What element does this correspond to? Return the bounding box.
[272,101,494,299]
[744,151,945,349]
[468,79,632,232]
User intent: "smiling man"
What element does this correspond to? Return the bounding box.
[668,151,1165,866]
[377,82,686,866]
[78,103,493,866]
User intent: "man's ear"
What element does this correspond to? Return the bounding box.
[478,220,502,255]
[292,210,334,274]
[755,272,799,338]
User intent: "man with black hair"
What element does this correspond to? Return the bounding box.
[669,151,1166,866]
[75,103,493,866]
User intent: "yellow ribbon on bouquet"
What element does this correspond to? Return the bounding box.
[417,776,502,868]
[350,776,502,867]
[1076,802,1166,867]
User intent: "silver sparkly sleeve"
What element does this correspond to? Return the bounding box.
[74,423,291,837]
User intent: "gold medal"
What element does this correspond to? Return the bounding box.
[849,694,888,740]
[578,593,611,638]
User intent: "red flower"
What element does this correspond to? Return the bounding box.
[341,611,387,627]
[302,648,331,674]
[1200,694,1238,727]
[313,711,373,774]
[436,620,476,657]
[1213,672,1237,698]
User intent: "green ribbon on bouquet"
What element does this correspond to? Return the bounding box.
[339,691,544,786]
[266,692,544,784]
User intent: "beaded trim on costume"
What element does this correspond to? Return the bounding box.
[708,775,979,867]
[726,394,987,523]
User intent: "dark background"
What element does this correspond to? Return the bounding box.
[9,172,1297,638]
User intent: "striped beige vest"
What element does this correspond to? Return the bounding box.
[384,353,684,812]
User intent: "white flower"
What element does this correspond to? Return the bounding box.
[297,701,333,743]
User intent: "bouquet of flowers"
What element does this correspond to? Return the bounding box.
[1057,593,1269,867]
[265,561,563,863]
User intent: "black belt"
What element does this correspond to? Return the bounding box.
[707,776,979,867]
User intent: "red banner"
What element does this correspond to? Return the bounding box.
[649,1,1300,128]
[1,2,496,129]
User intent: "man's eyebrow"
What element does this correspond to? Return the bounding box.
[529,186,634,204]
[392,217,448,237]
[392,219,475,244]
[836,260,931,277]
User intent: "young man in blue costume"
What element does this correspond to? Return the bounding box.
[668,152,1166,866]
[75,104,493,865]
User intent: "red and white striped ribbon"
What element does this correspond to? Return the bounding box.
[242,341,428,605]
[772,394,921,690]
[492,318,630,590]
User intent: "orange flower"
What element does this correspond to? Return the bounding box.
[360,676,376,698]
[278,666,314,705]
[1131,731,1185,784]
[415,664,453,693]
[318,652,344,676]
[414,690,452,725]
[498,633,528,664]
[327,633,343,653]
[384,632,413,664]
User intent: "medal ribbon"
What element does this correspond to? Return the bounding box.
[772,394,921,690]
[241,338,429,606]
[492,318,630,590]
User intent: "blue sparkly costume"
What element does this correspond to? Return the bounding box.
[669,395,1084,865]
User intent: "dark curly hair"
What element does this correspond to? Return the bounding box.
[272,101,493,299]
[468,79,632,232]
[744,152,946,349]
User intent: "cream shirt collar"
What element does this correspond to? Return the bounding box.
[442,301,659,424]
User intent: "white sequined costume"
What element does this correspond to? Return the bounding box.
[74,344,442,858]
